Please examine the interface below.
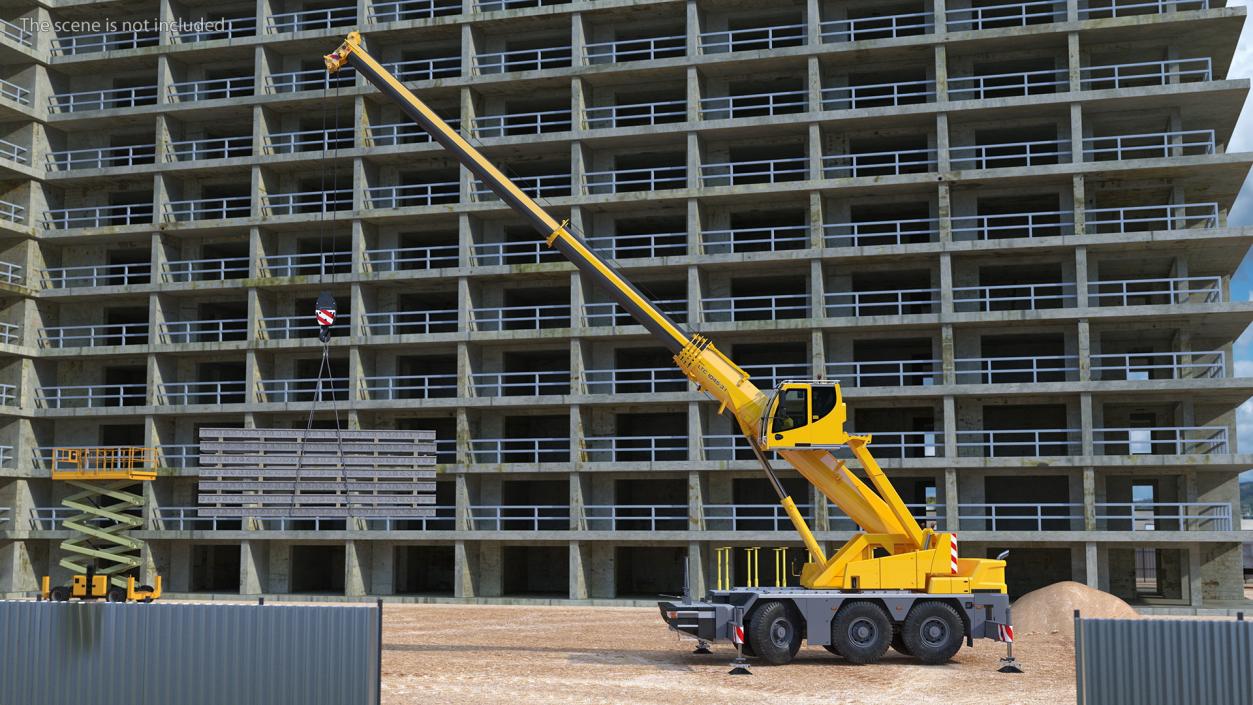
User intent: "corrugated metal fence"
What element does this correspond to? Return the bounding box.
[0,601,380,705]
[1075,613,1253,705]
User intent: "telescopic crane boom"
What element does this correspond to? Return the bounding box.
[324,33,1014,666]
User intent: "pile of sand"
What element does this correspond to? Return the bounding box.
[1012,581,1140,636]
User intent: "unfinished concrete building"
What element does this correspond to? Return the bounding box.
[0,0,1249,608]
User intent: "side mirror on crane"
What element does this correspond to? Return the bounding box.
[760,381,850,451]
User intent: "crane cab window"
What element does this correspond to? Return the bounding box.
[812,385,836,419]
[774,388,809,431]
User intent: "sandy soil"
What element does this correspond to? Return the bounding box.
[380,604,1074,705]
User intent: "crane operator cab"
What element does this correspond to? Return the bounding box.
[760,381,853,451]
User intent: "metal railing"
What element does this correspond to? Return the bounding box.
[1094,426,1228,455]
[48,144,156,171]
[264,189,352,215]
[952,281,1077,311]
[468,504,569,531]
[584,366,687,394]
[826,288,940,317]
[473,240,562,266]
[43,262,149,289]
[958,503,1083,531]
[0,200,22,225]
[700,23,806,53]
[1094,502,1231,531]
[951,138,1070,170]
[169,76,254,102]
[948,68,1068,100]
[173,16,258,42]
[582,435,687,462]
[584,99,686,129]
[1088,275,1222,306]
[266,68,355,94]
[704,503,815,532]
[475,45,572,74]
[947,0,1065,30]
[951,209,1073,240]
[956,429,1080,457]
[38,383,148,408]
[0,383,15,405]
[0,260,21,286]
[159,380,247,405]
[701,225,808,254]
[0,322,17,345]
[853,432,941,459]
[1079,0,1213,19]
[42,203,153,229]
[584,505,688,531]
[822,79,937,110]
[0,78,28,106]
[0,18,31,47]
[475,108,572,137]
[470,438,569,463]
[361,373,457,399]
[165,196,251,222]
[40,322,149,348]
[701,90,807,120]
[364,309,458,335]
[161,318,248,344]
[52,28,158,55]
[1080,57,1212,89]
[163,257,249,283]
[1091,350,1224,380]
[702,434,754,461]
[472,370,569,397]
[261,314,352,340]
[370,0,462,23]
[586,298,686,326]
[474,173,570,200]
[366,245,459,271]
[50,85,158,113]
[368,117,459,146]
[741,363,810,388]
[474,303,570,331]
[704,294,808,322]
[1083,129,1215,161]
[1085,202,1218,233]
[477,0,566,10]
[266,127,354,154]
[824,148,937,177]
[821,10,934,42]
[824,217,939,247]
[827,359,940,387]
[703,157,808,185]
[586,165,686,193]
[367,182,460,208]
[585,34,685,64]
[955,355,1079,384]
[0,139,26,165]
[263,251,351,278]
[259,377,349,403]
[269,5,357,32]
[383,57,460,82]
[586,231,686,259]
[168,135,252,162]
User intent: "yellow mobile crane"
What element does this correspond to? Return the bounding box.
[325,32,1015,666]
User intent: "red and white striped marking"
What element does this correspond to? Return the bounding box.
[316,308,336,327]
[949,533,959,575]
[998,624,1014,643]
[732,624,744,645]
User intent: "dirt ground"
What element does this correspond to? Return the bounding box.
[381,604,1074,705]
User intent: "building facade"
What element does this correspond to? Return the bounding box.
[0,0,1249,606]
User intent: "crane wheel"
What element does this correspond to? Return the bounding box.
[830,601,891,665]
[901,602,964,665]
[49,586,71,602]
[105,587,127,603]
[891,628,912,656]
[746,601,802,665]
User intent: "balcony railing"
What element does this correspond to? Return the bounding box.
[263,251,351,278]
[158,380,247,405]
[586,231,686,259]
[586,298,686,326]
[169,76,255,102]
[361,373,457,399]
[259,377,349,403]
[947,1,1065,30]
[474,174,570,200]
[821,10,934,42]
[704,504,816,532]
[584,366,687,394]
[1083,129,1215,161]
[472,370,569,397]
[38,383,148,408]
[583,435,687,462]
[741,363,810,388]
[261,314,352,340]
[161,318,248,344]
[0,138,26,165]
[266,127,354,154]
[0,321,17,344]
[1094,426,1228,455]
[263,189,352,215]
[703,434,753,461]
[42,203,153,229]
[1079,0,1214,19]
[824,217,940,247]
[956,429,1079,457]
[368,118,459,146]
[383,57,460,82]
[584,99,686,129]
[475,46,572,74]
[168,135,252,162]
[165,196,251,222]
[40,322,149,348]
[824,148,937,178]
[473,240,562,266]
[474,303,570,331]
[700,23,806,54]
[469,504,569,531]
[0,383,15,405]
[477,0,566,10]
[586,165,686,194]
[50,85,158,113]
[367,182,460,208]
[0,200,22,225]
[0,260,21,286]
[173,16,258,42]
[955,355,1079,384]
[268,5,357,33]
[958,503,1083,531]
[951,209,1073,240]
[951,138,1070,170]
[370,0,462,23]
[0,19,32,47]
[364,309,458,335]
[703,157,807,185]
[704,294,808,322]
[367,244,459,271]
[43,262,149,289]
[584,505,688,531]
[701,225,809,254]
[1088,275,1222,306]
[701,91,807,120]
[827,359,941,387]
[52,28,158,55]
[826,288,940,317]
[1091,350,1224,380]
[948,68,1068,100]
[585,34,685,64]
[855,432,941,459]
[952,281,1077,311]
[470,438,569,464]
[163,256,249,283]
[266,68,354,94]
[0,78,29,106]
[1080,57,1212,89]
[1094,502,1232,532]
[475,108,572,137]
[1085,202,1218,234]
[822,79,937,110]
[48,144,156,170]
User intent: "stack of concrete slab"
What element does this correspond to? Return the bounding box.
[196,428,436,517]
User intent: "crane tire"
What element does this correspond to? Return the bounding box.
[901,601,964,665]
[746,601,802,665]
[891,628,912,656]
[830,601,891,665]
[105,587,127,603]
[49,586,71,602]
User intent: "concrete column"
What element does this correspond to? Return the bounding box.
[811,330,825,377]
[454,540,478,598]
[936,113,950,172]
[805,0,821,45]
[807,123,823,182]
[685,0,700,56]
[569,541,589,599]
[943,395,956,458]
[933,45,948,102]
[1079,392,1093,456]
[687,541,706,598]
[238,540,266,594]
[806,55,821,115]
[941,324,955,385]
[939,252,953,314]
[570,13,587,68]
[688,470,704,531]
[809,259,824,321]
[944,468,959,531]
[1085,542,1098,588]
[455,472,472,531]
[345,540,369,596]
[1188,544,1203,607]
[1082,466,1096,531]
[688,400,703,461]
[1074,246,1088,308]
[1077,318,1091,382]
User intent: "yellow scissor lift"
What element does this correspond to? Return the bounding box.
[39,447,163,602]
